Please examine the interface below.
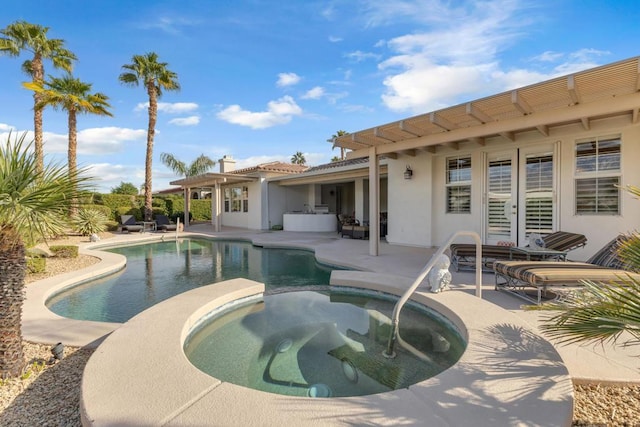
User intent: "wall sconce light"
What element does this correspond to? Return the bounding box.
[404,165,413,180]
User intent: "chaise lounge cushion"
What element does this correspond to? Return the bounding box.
[493,234,639,303]
[155,214,177,232]
[449,231,587,271]
[120,215,143,233]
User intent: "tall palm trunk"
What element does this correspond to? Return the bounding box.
[32,54,44,173]
[0,227,26,378]
[144,81,157,221]
[68,108,78,216]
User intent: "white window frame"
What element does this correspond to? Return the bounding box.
[224,186,249,213]
[574,134,621,215]
[445,155,472,214]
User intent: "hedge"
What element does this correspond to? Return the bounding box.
[190,199,211,220]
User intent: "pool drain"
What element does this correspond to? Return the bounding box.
[307,383,332,398]
[276,338,293,353]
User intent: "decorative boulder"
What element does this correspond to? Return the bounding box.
[427,254,452,293]
[90,233,100,242]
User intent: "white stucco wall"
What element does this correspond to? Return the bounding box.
[424,116,640,260]
[386,153,433,247]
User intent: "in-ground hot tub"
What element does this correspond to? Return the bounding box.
[184,287,466,398]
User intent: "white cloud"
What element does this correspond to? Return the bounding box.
[328,35,342,42]
[344,50,381,62]
[233,152,327,169]
[301,86,325,100]
[533,51,564,62]
[375,0,607,113]
[217,96,303,129]
[33,127,147,155]
[0,123,16,132]
[276,73,301,87]
[134,102,199,113]
[169,116,200,126]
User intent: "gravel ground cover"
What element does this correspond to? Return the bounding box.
[0,233,637,426]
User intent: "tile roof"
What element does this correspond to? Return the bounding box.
[231,161,309,175]
[305,157,369,172]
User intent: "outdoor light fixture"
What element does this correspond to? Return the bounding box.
[404,165,413,180]
[50,342,64,363]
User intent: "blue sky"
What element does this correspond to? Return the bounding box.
[2,0,640,192]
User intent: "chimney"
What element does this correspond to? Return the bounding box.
[219,155,236,173]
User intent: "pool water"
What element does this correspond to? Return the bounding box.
[184,289,466,397]
[46,239,336,323]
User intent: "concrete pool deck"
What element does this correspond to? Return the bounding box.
[22,226,640,425]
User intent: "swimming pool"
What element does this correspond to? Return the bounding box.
[46,239,338,323]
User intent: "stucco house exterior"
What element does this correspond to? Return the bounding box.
[329,56,640,258]
[171,56,640,260]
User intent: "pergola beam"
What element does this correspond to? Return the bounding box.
[500,131,515,141]
[430,112,456,131]
[536,125,549,137]
[399,120,425,137]
[469,136,485,146]
[633,108,640,124]
[511,90,533,115]
[465,103,493,124]
[568,75,581,104]
[580,117,590,130]
[374,127,397,142]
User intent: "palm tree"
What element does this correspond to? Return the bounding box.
[24,74,112,214]
[119,52,180,220]
[533,185,640,348]
[160,153,216,177]
[291,151,306,165]
[0,20,76,172]
[331,130,349,160]
[0,132,92,378]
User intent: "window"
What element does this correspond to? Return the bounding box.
[446,156,471,213]
[224,186,249,213]
[575,135,621,215]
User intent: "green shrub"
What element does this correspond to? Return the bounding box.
[81,204,112,219]
[72,208,109,236]
[50,245,78,258]
[105,220,119,231]
[190,200,211,220]
[26,257,46,273]
[116,206,141,221]
[171,211,192,224]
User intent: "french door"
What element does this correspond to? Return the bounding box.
[484,144,557,245]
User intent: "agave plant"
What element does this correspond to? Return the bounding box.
[533,185,640,347]
[72,208,108,236]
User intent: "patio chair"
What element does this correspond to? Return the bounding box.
[449,231,587,272]
[155,214,177,232]
[120,215,143,233]
[493,235,640,304]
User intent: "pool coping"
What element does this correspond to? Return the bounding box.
[79,274,573,426]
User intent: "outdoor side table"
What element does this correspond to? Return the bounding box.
[509,246,568,261]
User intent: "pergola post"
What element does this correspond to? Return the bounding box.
[184,187,191,228]
[369,146,379,256]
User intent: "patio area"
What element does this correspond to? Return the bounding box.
[21,226,640,425]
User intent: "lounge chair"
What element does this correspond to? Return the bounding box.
[120,215,143,233]
[493,235,640,304]
[155,214,177,232]
[449,231,587,272]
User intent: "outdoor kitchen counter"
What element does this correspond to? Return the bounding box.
[283,212,337,232]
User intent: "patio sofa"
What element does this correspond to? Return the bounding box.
[493,235,640,304]
[449,231,587,272]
